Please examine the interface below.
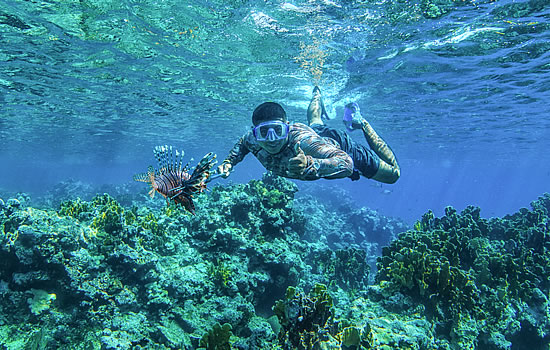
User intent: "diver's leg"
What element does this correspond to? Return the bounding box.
[372,160,400,184]
[307,86,324,126]
[360,120,401,184]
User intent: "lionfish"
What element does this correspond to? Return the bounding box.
[134,145,217,214]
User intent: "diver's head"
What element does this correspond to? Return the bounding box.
[252,102,289,154]
[252,102,287,126]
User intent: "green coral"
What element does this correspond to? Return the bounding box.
[27,289,56,315]
[202,172,304,240]
[273,284,374,349]
[59,197,92,219]
[89,194,125,235]
[376,194,550,348]
[273,284,334,348]
[199,322,233,350]
[137,210,165,236]
[273,284,334,347]
[244,172,297,208]
[208,259,233,288]
[59,194,128,235]
[317,247,370,291]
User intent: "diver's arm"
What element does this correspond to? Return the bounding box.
[290,126,353,180]
[301,143,353,179]
[218,134,251,177]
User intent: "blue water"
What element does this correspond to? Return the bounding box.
[1,0,549,224]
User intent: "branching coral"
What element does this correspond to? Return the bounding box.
[90,194,125,235]
[59,197,91,219]
[273,284,334,349]
[208,259,233,288]
[273,284,373,349]
[377,194,550,348]
[193,172,304,241]
[58,194,127,236]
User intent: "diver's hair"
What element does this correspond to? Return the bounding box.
[252,102,287,126]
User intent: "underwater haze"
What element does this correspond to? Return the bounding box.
[1,0,549,222]
[1,0,550,349]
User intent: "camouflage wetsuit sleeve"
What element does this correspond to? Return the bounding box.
[223,132,252,166]
[291,123,353,180]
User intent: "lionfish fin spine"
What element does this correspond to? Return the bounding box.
[133,173,149,183]
[153,145,188,172]
[176,149,184,172]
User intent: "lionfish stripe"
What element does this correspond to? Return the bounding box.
[156,175,172,195]
[166,172,181,191]
[159,171,185,196]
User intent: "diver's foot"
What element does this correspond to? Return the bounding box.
[344,102,366,130]
[313,85,322,96]
[312,86,331,120]
[308,86,330,125]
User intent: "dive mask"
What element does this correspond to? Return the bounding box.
[253,121,289,142]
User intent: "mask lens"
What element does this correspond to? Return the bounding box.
[259,126,272,138]
[254,121,288,141]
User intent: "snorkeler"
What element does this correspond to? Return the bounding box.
[217,102,354,180]
[307,86,400,184]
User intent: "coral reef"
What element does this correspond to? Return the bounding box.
[271,283,439,349]
[311,247,371,291]
[1,173,393,349]
[377,194,550,349]
[1,175,548,349]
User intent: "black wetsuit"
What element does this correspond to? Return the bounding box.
[311,124,380,179]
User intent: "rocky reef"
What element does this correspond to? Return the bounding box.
[0,174,549,349]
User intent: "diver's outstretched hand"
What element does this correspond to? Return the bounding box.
[217,162,233,178]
